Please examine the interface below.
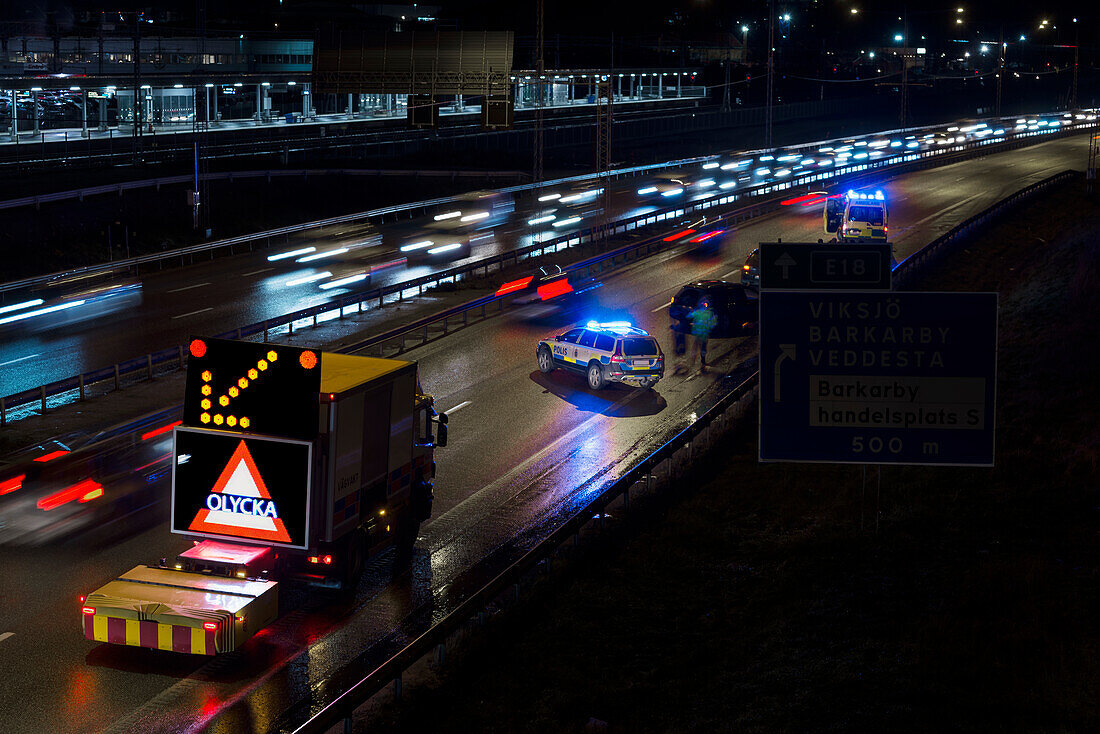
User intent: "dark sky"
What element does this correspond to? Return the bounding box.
[0,1,1093,45]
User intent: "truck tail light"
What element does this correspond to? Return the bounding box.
[203,622,218,631]
[82,607,96,616]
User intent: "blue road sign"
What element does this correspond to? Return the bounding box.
[760,291,997,466]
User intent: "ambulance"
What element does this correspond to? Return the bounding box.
[823,189,888,242]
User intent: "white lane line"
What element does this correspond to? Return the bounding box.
[166,282,211,293]
[444,400,472,415]
[720,269,741,279]
[0,353,39,367]
[170,307,213,320]
[0,632,13,644]
[651,301,671,312]
[243,267,274,277]
[905,193,984,231]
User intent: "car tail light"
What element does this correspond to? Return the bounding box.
[610,344,625,364]
[322,554,333,565]
[742,264,750,271]
[0,474,25,495]
[536,279,573,301]
[38,478,103,511]
[308,556,319,564]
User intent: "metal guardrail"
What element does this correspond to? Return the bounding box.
[285,166,1080,734]
[2,109,1084,296]
[0,123,1085,423]
[0,168,530,213]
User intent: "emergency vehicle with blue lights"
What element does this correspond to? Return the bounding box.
[824,189,888,242]
[536,321,664,390]
[79,337,448,655]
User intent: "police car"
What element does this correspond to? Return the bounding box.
[536,321,664,390]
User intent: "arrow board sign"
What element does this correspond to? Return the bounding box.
[759,242,893,291]
[759,291,997,466]
[172,426,313,549]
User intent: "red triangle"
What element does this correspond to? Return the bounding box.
[188,440,293,544]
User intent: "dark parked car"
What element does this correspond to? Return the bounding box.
[669,280,759,338]
[741,248,760,290]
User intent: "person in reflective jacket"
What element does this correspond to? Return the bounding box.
[688,299,717,373]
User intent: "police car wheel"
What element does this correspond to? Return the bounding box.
[587,362,606,390]
[537,345,554,373]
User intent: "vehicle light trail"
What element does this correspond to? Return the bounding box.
[267,247,316,261]
[297,248,349,262]
[0,299,44,315]
[284,272,332,287]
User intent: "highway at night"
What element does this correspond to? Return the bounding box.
[0,130,1091,733]
[0,115,1086,398]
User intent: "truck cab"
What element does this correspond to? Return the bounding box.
[824,189,888,242]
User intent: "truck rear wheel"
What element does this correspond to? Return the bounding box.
[340,528,367,594]
[393,518,421,571]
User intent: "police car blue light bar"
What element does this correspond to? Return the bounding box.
[585,320,637,331]
[846,190,886,201]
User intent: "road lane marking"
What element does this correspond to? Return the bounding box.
[445,400,471,415]
[433,385,643,530]
[905,193,984,231]
[720,269,741,279]
[0,632,13,643]
[242,267,274,277]
[651,301,671,312]
[0,353,39,367]
[166,282,211,293]
[170,307,213,320]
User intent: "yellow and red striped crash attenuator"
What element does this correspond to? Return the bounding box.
[83,613,220,655]
[80,564,278,655]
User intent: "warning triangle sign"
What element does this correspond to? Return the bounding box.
[188,440,293,543]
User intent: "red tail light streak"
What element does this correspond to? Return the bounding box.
[37,478,104,511]
[141,421,182,441]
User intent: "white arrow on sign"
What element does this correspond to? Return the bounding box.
[774,252,797,279]
[773,343,796,402]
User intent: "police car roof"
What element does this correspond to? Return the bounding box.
[582,321,649,336]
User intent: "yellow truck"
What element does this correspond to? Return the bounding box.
[81,337,448,655]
